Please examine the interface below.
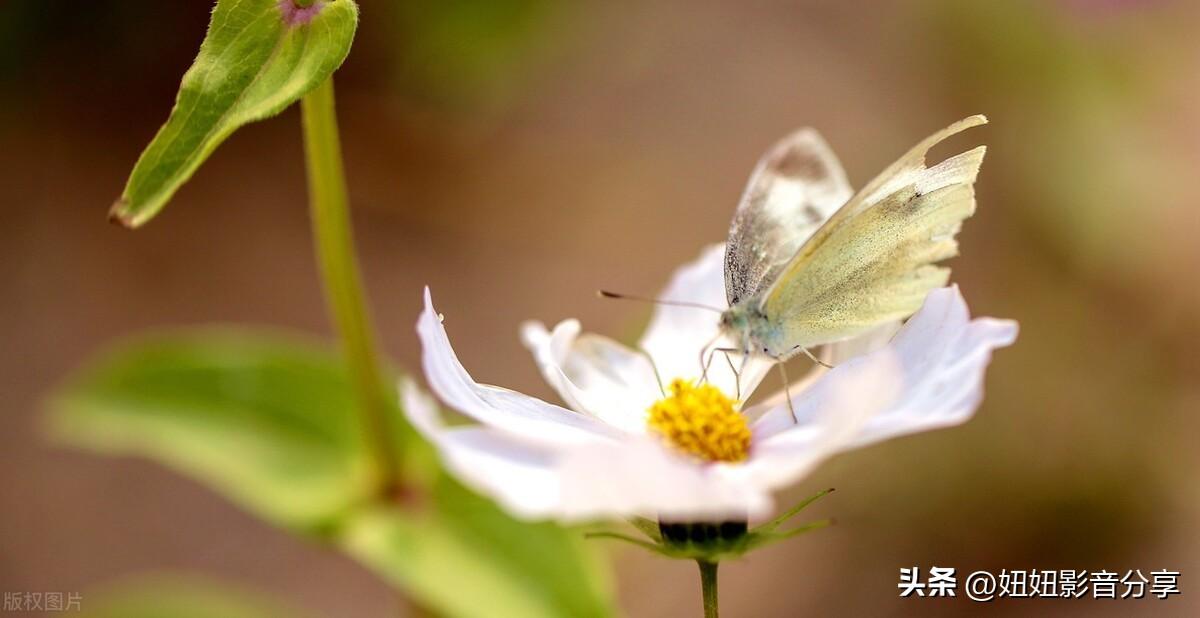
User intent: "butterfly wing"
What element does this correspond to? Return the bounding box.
[723,129,853,307]
[760,115,987,352]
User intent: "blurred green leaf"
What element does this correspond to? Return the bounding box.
[926,0,1163,279]
[110,0,358,227]
[384,0,568,107]
[80,574,308,618]
[344,474,615,618]
[50,330,616,617]
[48,330,375,533]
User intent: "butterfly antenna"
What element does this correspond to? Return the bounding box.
[598,290,723,313]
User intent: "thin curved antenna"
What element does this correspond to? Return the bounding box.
[598,290,724,313]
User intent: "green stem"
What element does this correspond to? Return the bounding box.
[300,77,398,494]
[698,560,719,618]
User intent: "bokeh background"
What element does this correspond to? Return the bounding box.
[3,0,1198,615]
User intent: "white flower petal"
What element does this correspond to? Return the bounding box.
[417,287,622,445]
[402,379,562,517]
[822,319,902,365]
[414,263,1016,523]
[833,288,1016,449]
[405,377,774,521]
[752,286,1017,451]
[638,244,772,400]
[521,319,660,434]
[734,355,903,490]
[741,319,902,420]
[558,439,774,521]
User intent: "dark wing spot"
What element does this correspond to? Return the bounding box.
[773,149,826,182]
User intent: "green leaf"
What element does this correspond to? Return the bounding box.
[79,574,310,618]
[343,474,616,618]
[628,516,663,542]
[47,329,376,533]
[587,490,838,563]
[752,487,834,534]
[110,0,359,227]
[384,0,567,107]
[49,331,617,617]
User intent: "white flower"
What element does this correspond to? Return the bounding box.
[404,245,1017,522]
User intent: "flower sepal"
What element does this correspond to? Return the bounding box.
[585,488,835,562]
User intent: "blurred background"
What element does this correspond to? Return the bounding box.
[2,0,1198,615]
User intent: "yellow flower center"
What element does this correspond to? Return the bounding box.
[646,379,750,463]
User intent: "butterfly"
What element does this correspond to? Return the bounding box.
[718,115,987,367]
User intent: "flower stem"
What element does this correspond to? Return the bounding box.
[300,77,398,494]
[698,560,720,618]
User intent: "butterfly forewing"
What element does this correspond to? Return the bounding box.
[760,116,987,352]
[723,129,853,307]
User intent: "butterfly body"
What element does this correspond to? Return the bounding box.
[720,301,824,360]
[719,116,988,363]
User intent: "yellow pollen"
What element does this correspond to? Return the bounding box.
[646,379,750,463]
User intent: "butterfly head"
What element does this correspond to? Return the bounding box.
[718,307,747,333]
[719,304,759,354]
[720,303,783,359]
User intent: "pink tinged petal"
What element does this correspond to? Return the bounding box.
[416,288,622,446]
[752,286,1017,450]
[402,380,562,517]
[520,320,660,434]
[638,244,772,399]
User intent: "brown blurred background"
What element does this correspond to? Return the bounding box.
[3,0,1198,615]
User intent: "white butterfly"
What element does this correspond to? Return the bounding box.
[719,115,988,366]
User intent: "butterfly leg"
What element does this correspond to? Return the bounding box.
[778,361,797,424]
[718,349,742,400]
[638,347,667,397]
[797,346,833,369]
[738,345,752,379]
[699,347,715,385]
[697,332,723,385]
